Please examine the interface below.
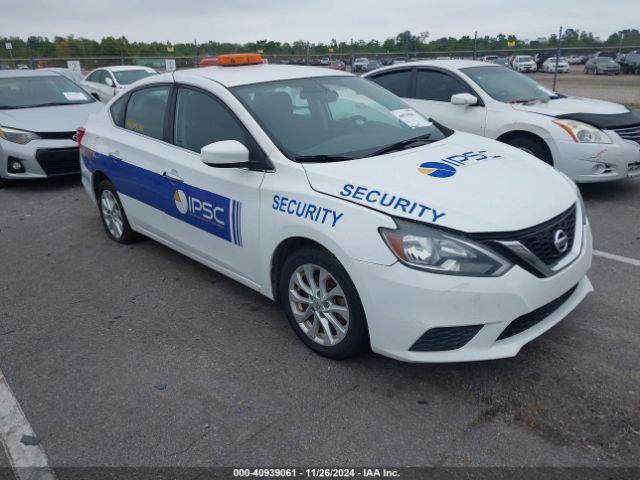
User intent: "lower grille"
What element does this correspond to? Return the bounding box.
[35,148,80,176]
[410,325,483,352]
[497,284,578,340]
[613,124,640,144]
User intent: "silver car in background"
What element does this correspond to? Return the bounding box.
[0,70,103,186]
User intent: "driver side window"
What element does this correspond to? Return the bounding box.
[173,87,249,153]
[415,70,471,102]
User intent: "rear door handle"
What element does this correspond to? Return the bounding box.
[163,171,184,183]
[108,150,122,161]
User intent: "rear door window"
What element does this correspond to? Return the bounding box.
[124,86,170,140]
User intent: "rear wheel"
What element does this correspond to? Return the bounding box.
[504,136,553,166]
[279,247,368,359]
[97,179,141,244]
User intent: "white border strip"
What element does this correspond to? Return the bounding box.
[593,249,640,267]
[0,368,56,480]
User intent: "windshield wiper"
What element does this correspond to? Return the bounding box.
[368,133,434,157]
[26,102,79,108]
[294,154,355,163]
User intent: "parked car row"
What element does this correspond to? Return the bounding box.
[1,54,638,363]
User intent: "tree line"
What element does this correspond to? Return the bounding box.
[2,29,639,59]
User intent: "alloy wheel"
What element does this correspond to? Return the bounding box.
[288,263,350,346]
[100,190,124,239]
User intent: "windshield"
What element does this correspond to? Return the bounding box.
[461,66,556,103]
[517,56,533,62]
[232,76,448,161]
[0,75,93,109]
[113,69,156,85]
[596,57,614,63]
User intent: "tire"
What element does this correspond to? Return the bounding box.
[97,179,141,244]
[504,136,552,166]
[278,247,369,360]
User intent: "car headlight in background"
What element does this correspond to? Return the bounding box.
[379,219,512,276]
[553,119,612,144]
[0,126,40,144]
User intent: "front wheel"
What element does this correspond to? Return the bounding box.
[504,136,553,166]
[97,179,141,244]
[279,248,369,359]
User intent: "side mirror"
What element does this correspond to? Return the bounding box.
[201,140,250,168]
[451,93,478,106]
[105,77,114,87]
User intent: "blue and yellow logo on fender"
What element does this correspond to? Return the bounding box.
[418,162,457,178]
[418,150,502,179]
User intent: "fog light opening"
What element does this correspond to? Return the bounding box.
[7,158,26,174]
[592,163,607,174]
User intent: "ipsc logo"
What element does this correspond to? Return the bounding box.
[174,190,189,214]
[418,162,457,178]
[173,189,225,226]
[418,150,502,178]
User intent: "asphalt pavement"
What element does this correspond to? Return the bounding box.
[0,174,639,469]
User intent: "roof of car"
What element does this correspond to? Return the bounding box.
[174,64,351,87]
[363,59,498,76]
[103,65,156,72]
[0,69,60,78]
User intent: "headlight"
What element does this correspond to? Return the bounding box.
[553,119,611,144]
[0,126,40,144]
[379,219,511,277]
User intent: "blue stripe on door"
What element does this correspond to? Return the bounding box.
[82,147,243,247]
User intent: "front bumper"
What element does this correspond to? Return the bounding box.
[350,223,593,362]
[549,134,640,183]
[0,138,80,179]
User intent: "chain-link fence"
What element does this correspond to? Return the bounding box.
[1,45,638,73]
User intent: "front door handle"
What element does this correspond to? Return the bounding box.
[163,170,184,183]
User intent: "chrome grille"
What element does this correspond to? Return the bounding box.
[613,124,640,144]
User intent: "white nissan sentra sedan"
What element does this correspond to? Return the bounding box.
[363,60,640,182]
[78,54,593,362]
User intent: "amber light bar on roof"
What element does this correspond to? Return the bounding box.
[214,53,263,66]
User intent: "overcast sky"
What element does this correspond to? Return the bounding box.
[1,0,636,44]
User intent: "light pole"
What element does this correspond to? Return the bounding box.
[618,32,624,55]
[552,26,563,92]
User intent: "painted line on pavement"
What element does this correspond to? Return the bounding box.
[593,249,640,267]
[0,368,56,480]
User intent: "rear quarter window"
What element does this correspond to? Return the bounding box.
[110,94,128,127]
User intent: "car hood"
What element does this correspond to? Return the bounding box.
[511,96,629,117]
[0,102,103,132]
[302,132,576,233]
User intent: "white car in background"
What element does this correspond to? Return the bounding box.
[542,57,570,73]
[0,70,102,185]
[364,60,640,182]
[352,58,370,72]
[512,55,537,73]
[81,66,157,102]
